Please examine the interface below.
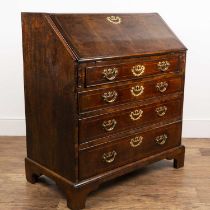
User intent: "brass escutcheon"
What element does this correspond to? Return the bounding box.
[131,85,144,97]
[103,67,118,81]
[130,136,143,148]
[103,150,117,163]
[130,109,143,121]
[155,106,167,117]
[102,119,117,131]
[106,16,121,24]
[102,90,118,103]
[131,64,145,77]
[155,134,168,145]
[156,81,168,93]
[157,61,170,72]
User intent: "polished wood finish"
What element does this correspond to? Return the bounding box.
[79,122,182,180]
[79,98,182,143]
[22,13,78,182]
[85,54,180,86]
[51,13,186,61]
[22,13,186,210]
[79,74,183,112]
[1,137,210,210]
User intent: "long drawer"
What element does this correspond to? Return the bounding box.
[78,75,183,112]
[85,55,180,87]
[79,97,182,143]
[79,122,182,180]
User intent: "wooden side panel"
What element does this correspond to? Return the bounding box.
[22,13,78,182]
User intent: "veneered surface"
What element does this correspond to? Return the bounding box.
[51,13,186,61]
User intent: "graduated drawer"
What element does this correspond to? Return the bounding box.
[79,122,182,180]
[79,97,182,143]
[85,56,179,87]
[78,75,183,112]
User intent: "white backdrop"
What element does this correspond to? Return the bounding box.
[0,0,210,137]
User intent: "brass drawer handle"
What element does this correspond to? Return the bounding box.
[157,61,170,72]
[156,106,167,117]
[130,136,143,147]
[103,67,118,81]
[106,16,121,24]
[131,85,144,97]
[130,109,143,121]
[131,64,145,77]
[102,119,117,131]
[155,134,168,145]
[156,81,168,93]
[103,150,117,163]
[102,90,118,103]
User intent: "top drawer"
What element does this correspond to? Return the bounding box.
[85,55,180,87]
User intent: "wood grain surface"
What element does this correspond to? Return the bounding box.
[0,137,210,210]
[85,54,180,87]
[79,99,182,143]
[51,13,186,61]
[78,74,183,112]
[22,13,78,182]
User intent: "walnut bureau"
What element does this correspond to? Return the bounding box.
[22,13,187,210]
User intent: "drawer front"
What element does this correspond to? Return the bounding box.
[79,122,182,180]
[85,56,179,86]
[79,75,183,112]
[79,98,182,143]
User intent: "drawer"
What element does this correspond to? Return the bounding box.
[79,122,182,180]
[79,97,182,143]
[79,75,183,112]
[85,56,179,87]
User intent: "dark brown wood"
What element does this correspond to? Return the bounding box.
[51,13,186,61]
[85,54,180,87]
[25,158,97,210]
[79,74,183,112]
[173,146,185,168]
[25,158,41,184]
[22,12,186,210]
[22,13,78,182]
[24,145,185,203]
[79,97,182,143]
[79,122,182,180]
